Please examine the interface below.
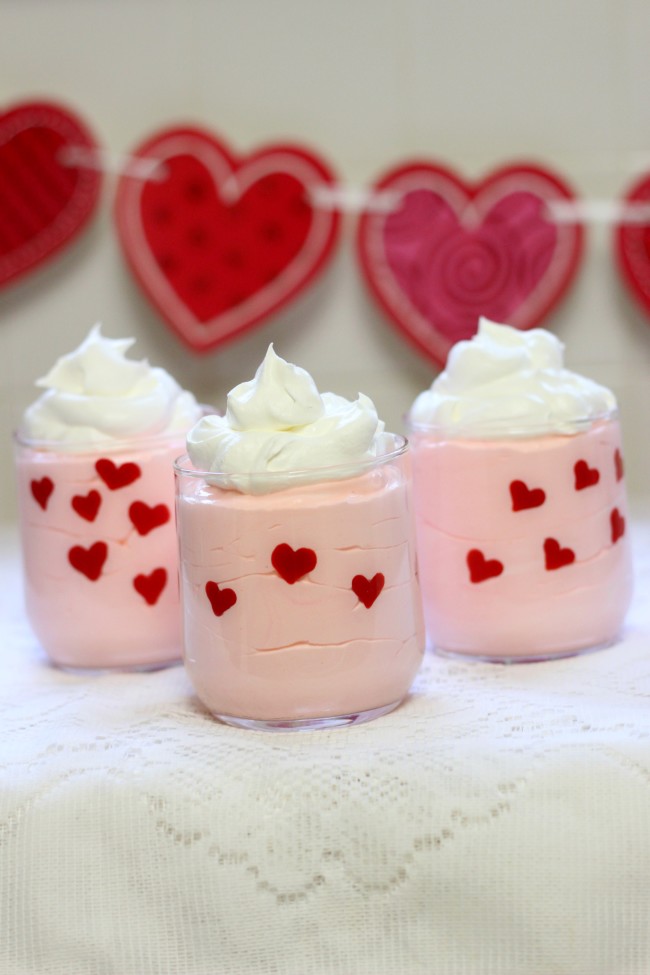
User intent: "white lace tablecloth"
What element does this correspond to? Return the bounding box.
[2,516,650,975]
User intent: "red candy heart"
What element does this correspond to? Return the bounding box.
[611,508,626,544]
[271,543,317,584]
[30,476,54,510]
[68,541,108,581]
[114,127,341,353]
[95,458,141,490]
[71,490,101,522]
[357,162,583,366]
[574,460,600,491]
[133,567,167,606]
[467,549,504,584]
[544,538,575,571]
[352,573,385,608]
[0,100,101,289]
[128,501,170,536]
[510,479,546,512]
[205,580,237,617]
[615,449,625,482]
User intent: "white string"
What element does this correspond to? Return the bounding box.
[57,146,168,182]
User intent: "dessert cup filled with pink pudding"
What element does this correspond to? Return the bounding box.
[175,346,424,731]
[406,317,633,663]
[14,325,203,672]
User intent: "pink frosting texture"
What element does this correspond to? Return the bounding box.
[176,454,424,721]
[409,417,633,659]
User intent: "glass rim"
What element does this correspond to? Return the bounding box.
[173,432,408,484]
[404,408,618,440]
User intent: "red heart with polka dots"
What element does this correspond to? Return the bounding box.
[357,161,583,366]
[0,100,102,289]
[114,127,341,353]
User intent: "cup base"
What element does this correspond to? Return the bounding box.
[433,637,616,665]
[55,658,181,676]
[211,699,402,732]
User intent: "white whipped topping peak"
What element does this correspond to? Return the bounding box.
[22,323,201,446]
[409,317,617,437]
[186,345,388,493]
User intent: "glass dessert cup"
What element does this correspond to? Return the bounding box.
[14,430,190,672]
[174,435,425,731]
[406,411,633,663]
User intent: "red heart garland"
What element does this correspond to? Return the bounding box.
[128,501,170,536]
[543,538,575,571]
[95,458,141,490]
[205,580,237,617]
[114,127,341,353]
[615,173,650,319]
[0,100,102,289]
[509,479,546,511]
[357,161,583,366]
[466,549,504,584]
[574,460,600,491]
[30,477,54,510]
[352,573,385,608]
[68,541,108,581]
[133,568,167,606]
[71,490,101,522]
[271,543,317,584]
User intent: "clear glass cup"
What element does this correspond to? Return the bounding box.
[406,410,634,663]
[174,435,425,730]
[14,429,192,672]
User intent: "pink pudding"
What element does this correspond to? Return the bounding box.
[176,345,424,729]
[14,325,202,670]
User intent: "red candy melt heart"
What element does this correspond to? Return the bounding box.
[615,173,650,320]
[352,573,385,608]
[68,541,108,581]
[71,490,101,522]
[510,479,546,511]
[133,567,167,606]
[0,100,102,289]
[543,538,575,571]
[357,162,583,366]
[271,543,317,584]
[615,449,625,482]
[205,580,237,617]
[114,127,341,353]
[467,549,504,584]
[95,458,141,490]
[31,476,54,510]
[574,460,600,490]
[128,501,170,536]
[610,508,626,544]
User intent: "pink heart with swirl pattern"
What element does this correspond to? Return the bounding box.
[357,162,584,366]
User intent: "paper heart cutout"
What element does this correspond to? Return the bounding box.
[615,173,650,319]
[31,476,54,510]
[95,458,141,490]
[0,100,102,289]
[543,537,575,571]
[68,541,108,581]
[352,573,385,608]
[610,507,626,544]
[271,543,317,584]
[71,489,101,522]
[128,501,170,536]
[133,567,167,606]
[357,161,583,365]
[574,460,600,491]
[205,580,237,617]
[114,126,341,353]
[510,479,546,511]
[466,548,504,584]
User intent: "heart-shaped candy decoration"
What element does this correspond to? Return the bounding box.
[574,460,600,491]
[71,489,101,522]
[0,100,102,289]
[271,543,317,585]
[205,580,237,617]
[352,572,385,608]
[610,508,626,544]
[114,126,341,353]
[95,458,141,490]
[128,501,170,536]
[31,476,54,510]
[543,538,575,571]
[357,161,583,365]
[509,479,546,512]
[68,541,108,581]
[134,568,167,606]
[466,549,504,584]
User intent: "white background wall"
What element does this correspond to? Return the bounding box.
[3,0,650,522]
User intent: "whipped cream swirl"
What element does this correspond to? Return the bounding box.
[186,345,388,493]
[21,324,201,447]
[409,317,617,438]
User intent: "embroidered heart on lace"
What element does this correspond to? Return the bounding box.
[357,162,583,365]
[467,549,504,584]
[31,477,54,510]
[205,580,237,617]
[544,537,575,571]
[574,460,600,491]
[114,126,341,353]
[71,490,101,522]
[509,479,546,511]
[0,100,102,289]
[95,458,141,490]
[133,568,167,606]
[610,508,626,544]
[68,541,108,581]
[271,543,317,584]
[128,501,170,536]
[352,573,385,608]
